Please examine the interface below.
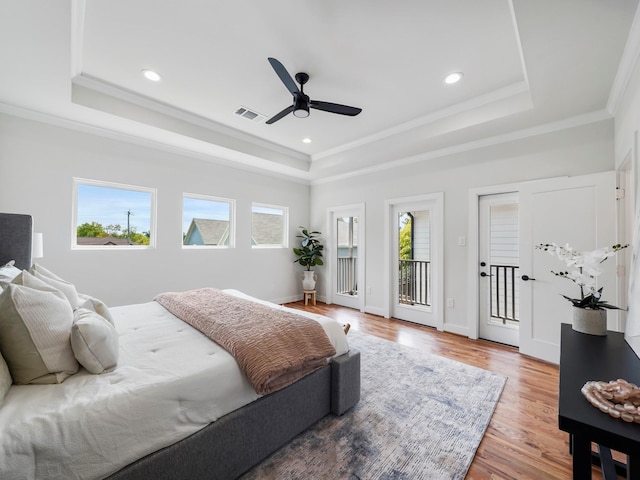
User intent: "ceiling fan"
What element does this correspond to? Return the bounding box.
[265,57,362,125]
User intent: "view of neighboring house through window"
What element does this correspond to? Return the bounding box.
[183,194,234,247]
[251,203,288,248]
[74,178,155,248]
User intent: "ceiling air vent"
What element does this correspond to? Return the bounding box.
[234,106,267,123]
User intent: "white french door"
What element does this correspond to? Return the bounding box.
[519,171,617,363]
[385,193,443,329]
[478,192,520,347]
[327,204,365,311]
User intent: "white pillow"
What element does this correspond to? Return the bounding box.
[30,263,79,309]
[0,260,21,288]
[29,262,62,281]
[77,293,115,326]
[71,308,119,374]
[0,277,78,384]
[0,351,12,407]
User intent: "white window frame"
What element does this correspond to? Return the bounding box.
[251,202,289,249]
[182,193,235,249]
[72,177,157,250]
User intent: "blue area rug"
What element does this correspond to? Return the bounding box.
[242,329,506,480]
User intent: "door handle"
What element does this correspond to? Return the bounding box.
[521,275,536,281]
[480,272,493,277]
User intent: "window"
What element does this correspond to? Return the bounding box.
[73,178,156,248]
[251,203,288,248]
[183,194,235,248]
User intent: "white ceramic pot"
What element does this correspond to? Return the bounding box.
[302,270,317,291]
[572,307,607,336]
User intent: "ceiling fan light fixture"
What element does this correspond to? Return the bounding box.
[444,72,463,85]
[265,57,362,124]
[293,103,310,118]
[142,69,162,82]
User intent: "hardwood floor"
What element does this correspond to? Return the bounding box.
[285,300,603,479]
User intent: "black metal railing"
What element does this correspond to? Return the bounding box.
[490,264,519,323]
[337,257,358,295]
[399,259,431,306]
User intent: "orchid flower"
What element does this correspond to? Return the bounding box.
[535,242,628,310]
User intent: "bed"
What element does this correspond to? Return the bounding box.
[0,213,361,479]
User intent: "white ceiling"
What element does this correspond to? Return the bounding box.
[1,0,638,182]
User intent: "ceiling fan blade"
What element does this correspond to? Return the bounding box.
[310,100,362,116]
[268,57,299,95]
[266,105,294,124]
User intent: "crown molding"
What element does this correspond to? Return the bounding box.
[311,81,530,162]
[311,109,612,186]
[72,74,309,163]
[607,4,640,116]
[0,102,312,184]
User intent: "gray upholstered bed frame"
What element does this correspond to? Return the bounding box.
[0,213,32,270]
[0,213,361,480]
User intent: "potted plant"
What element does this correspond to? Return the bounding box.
[293,227,324,290]
[536,242,628,335]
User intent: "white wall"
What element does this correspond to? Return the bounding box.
[615,52,640,198]
[310,120,615,332]
[0,113,310,306]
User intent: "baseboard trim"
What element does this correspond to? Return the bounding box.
[274,295,303,305]
[364,306,386,317]
[444,323,470,337]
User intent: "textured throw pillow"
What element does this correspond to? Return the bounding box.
[0,260,21,288]
[30,263,79,309]
[70,308,119,374]
[0,280,79,384]
[77,294,115,326]
[0,351,12,407]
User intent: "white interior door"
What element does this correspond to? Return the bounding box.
[519,171,617,363]
[478,192,520,346]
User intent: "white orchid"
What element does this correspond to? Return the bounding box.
[535,242,628,310]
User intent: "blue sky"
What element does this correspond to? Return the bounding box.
[77,184,152,234]
[182,197,230,233]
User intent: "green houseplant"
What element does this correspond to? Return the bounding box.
[293,227,324,290]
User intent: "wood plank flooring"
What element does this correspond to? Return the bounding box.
[285,300,605,479]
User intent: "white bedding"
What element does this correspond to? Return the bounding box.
[0,290,348,480]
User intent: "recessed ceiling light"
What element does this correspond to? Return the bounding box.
[142,69,162,82]
[444,72,463,85]
[302,138,312,144]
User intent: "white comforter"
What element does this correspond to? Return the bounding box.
[0,290,348,480]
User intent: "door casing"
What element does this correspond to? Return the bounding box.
[384,192,444,330]
[325,203,365,312]
[468,182,525,340]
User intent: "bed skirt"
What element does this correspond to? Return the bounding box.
[107,348,360,480]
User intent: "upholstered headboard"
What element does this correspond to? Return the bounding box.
[0,213,33,270]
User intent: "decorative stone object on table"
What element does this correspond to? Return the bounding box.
[582,378,640,422]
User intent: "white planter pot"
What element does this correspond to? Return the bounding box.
[302,271,317,291]
[572,307,607,336]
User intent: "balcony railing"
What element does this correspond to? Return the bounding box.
[337,257,358,295]
[399,259,431,306]
[490,264,519,323]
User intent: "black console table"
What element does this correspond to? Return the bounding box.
[559,323,640,479]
